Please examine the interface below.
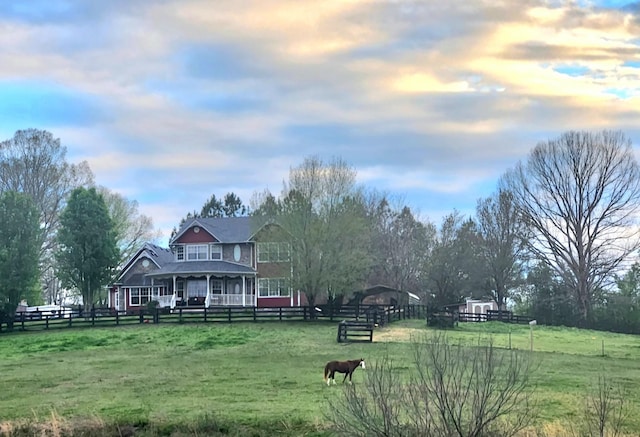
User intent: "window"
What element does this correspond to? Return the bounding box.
[176,280,184,298]
[175,246,184,261]
[187,245,208,260]
[187,280,207,297]
[211,279,222,294]
[257,242,290,263]
[258,278,290,297]
[210,244,222,260]
[130,287,152,306]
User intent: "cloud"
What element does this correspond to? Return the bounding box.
[0,0,639,242]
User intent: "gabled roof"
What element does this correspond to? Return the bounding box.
[171,217,253,244]
[115,243,174,283]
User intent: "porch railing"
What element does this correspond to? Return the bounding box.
[207,294,255,306]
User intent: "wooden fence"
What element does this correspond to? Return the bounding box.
[337,321,374,343]
[0,304,426,334]
[428,309,534,327]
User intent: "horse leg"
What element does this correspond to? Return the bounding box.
[330,370,337,385]
[342,371,349,384]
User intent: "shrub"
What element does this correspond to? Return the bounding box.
[327,332,537,437]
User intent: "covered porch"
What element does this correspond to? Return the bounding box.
[146,262,258,309]
[151,276,257,308]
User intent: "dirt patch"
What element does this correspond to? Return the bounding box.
[375,326,424,343]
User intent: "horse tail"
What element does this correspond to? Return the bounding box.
[323,363,329,381]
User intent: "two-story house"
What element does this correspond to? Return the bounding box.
[108,217,301,311]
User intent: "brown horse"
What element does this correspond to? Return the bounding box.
[323,358,365,386]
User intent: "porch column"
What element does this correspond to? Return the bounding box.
[206,274,211,307]
[171,275,177,308]
[254,278,258,306]
[242,275,246,307]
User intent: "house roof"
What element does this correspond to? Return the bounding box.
[115,242,174,283]
[171,216,254,244]
[143,243,174,265]
[146,260,257,277]
[347,284,419,305]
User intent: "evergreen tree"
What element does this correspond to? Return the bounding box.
[56,187,120,306]
[0,191,41,326]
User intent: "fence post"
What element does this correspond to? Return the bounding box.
[279,307,283,321]
[227,307,231,323]
[179,307,183,323]
[253,306,257,322]
[116,310,120,326]
[45,316,49,330]
[91,307,96,326]
[21,313,25,331]
[139,310,144,324]
[204,307,208,323]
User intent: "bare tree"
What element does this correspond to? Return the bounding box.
[98,186,162,267]
[475,190,529,310]
[368,198,436,296]
[582,374,628,437]
[0,129,94,304]
[501,130,640,322]
[327,333,536,437]
[0,129,94,256]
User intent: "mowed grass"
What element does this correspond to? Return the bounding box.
[1,320,640,435]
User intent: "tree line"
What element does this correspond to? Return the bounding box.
[2,128,640,333]
[0,129,159,325]
[248,130,640,332]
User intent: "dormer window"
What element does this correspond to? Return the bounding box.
[175,246,184,261]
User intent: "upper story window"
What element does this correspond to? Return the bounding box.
[175,246,184,261]
[210,244,222,260]
[187,244,208,261]
[257,242,290,263]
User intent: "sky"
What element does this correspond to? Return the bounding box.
[1,0,639,245]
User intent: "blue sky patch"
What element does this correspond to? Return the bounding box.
[0,80,104,129]
[178,43,266,81]
[553,65,591,77]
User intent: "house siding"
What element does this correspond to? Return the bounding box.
[121,257,157,285]
[222,243,252,266]
[257,296,292,307]
[257,262,290,277]
[175,227,217,244]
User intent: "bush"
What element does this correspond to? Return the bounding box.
[327,332,537,437]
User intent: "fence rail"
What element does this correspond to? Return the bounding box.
[0,304,426,334]
[428,310,534,327]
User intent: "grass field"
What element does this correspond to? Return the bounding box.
[1,320,640,436]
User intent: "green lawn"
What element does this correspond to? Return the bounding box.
[1,320,639,436]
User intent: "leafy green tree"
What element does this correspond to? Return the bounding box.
[596,262,640,333]
[253,156,373,311]
[0,129,94,304]
[0,191,41,326]
[423,212,481,309]
[56,187,120,307]
[517,262,578,326]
